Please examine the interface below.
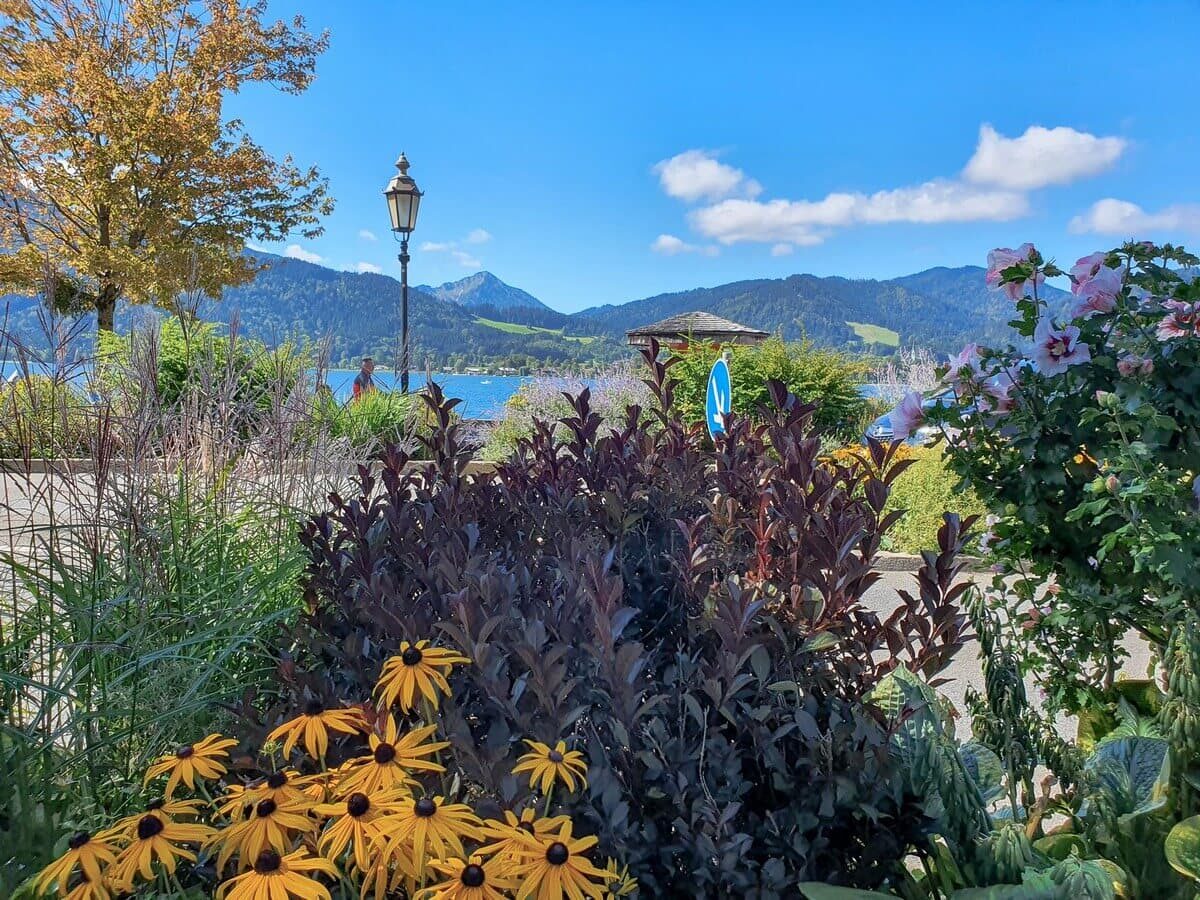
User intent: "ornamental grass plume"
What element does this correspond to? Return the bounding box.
[335,718,447,796]
[266,701,368,761]
[375,640,470,713]
[143,733,238,798]
[216,848,338,900]
[511,739,588,794]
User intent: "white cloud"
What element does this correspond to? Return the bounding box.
[1069,198,1200,235]
[358,229,378,242]
[284,244,322,263]
[770,243,794,257]
[653,150,762,202]
[689,181,1027,246]
[451,250,482,269]
[354,261,383,274]
[963,124,1126,191]
[465,228,493,244]
[420,241,454,253]
[650,234,718,257]
[245,241,268,253]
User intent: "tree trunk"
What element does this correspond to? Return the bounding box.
[96,281,118,332]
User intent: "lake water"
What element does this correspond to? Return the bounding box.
[3,360,891,422]
[321,370,529,419]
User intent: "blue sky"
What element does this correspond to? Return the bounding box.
[237,1,1200,313]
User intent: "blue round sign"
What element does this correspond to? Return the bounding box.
[705,357,732,439]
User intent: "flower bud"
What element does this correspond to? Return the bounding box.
[1105,474,1120,494]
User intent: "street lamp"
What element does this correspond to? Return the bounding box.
[384,152,422,393]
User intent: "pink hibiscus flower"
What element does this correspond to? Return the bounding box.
[979,376,1015,415]
[888,390,926,440]
[986,244,1045,301]
[1033,318,1091,376]
[1156,300,1200,341]
[944,342,984,386]
[1069,265,1122,319]
[1069,252,1110,289]
[1116,354,1154,376]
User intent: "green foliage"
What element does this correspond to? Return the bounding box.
[294,360,979,894]
[1165,815,1200,882]
[0,374,91,458]
[472,315,596,343]
[0,481,305,891]
[97,316,305,411]
[883,448,989,554]
[668,337,871,439]
[312,389,423,452]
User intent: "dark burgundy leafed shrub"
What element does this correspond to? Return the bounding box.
[280,341,976,894]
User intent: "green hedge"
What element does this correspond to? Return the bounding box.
[885,447,988,554]
[668,337,872,440]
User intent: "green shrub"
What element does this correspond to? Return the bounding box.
[0,374,92,458]
[668,337,871,439]
[314,389,423,452]
[97,317,305,412]
[884,447,989,554]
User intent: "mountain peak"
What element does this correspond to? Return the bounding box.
[418,271,550,312]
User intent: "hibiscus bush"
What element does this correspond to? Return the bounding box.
[891,240,1200,897]
[286,345,980,895]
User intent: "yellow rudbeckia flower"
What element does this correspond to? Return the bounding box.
[375,640,470,713]
[509,819,609,900]
[382,795,482,875]
[266,701,367,761]
[143,733,237,798]
[216,848,338,900]
[335,717,447,797]
[210,796,317,873]
[107,813,214,890]
[313,788,407,874]
[511,739,589,794]
[421,854,516,900]
[33,829,120,896]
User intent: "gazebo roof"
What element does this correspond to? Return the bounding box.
[626,311,770,347]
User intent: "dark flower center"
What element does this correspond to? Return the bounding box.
[254,849,282,874]
[546,841,570,865]
[68,831,90,850]
[304,699,324,716]
[548,750,564,763]
[146,799,165,811]
[414,797,437,817]
[136,815,164,840]
[175,744,194,759]
[266,771,288,789]
[256,798,277,818]
[401,646,423,666]
[347,793,371,817]
[374,743,397,764]
[461,863,486,887]
[518,821,536,835]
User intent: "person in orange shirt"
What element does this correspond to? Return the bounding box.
[352,357,376,401]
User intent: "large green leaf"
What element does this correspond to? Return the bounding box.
[960,741,1005,804]
[1165,815,1200,882]
[797,885,895,899]
[1080,736,1171,824]
[868,665,991,846]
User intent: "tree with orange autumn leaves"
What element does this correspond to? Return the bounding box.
[0,0,333,331]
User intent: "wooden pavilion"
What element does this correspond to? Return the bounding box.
[625,311,769,352]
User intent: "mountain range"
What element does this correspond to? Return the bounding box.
[1,252,1067,370]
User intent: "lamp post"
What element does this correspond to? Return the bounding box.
[384,152,422,393]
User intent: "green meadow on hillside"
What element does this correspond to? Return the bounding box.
[846,320,900,346]
[473,315,597,344]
